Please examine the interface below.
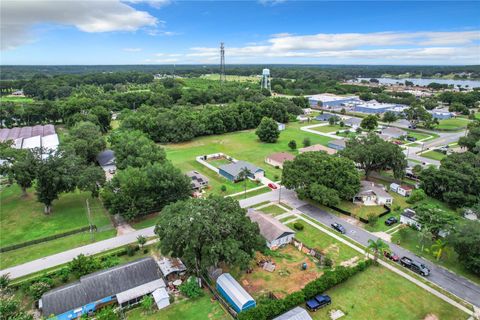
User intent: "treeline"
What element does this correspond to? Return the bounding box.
[2,64,479,81]
[120,97,305,143]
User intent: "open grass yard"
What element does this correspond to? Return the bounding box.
[0,96,34,103]
[336,130,358,138]
[421,150,447,161]
[287,222,360,266]
[126,292,231,320]
[311,124,343,133]
[163,123,332,195]
[0,229,116,269]
[230,186,271,200]
[207,157,233,168]
[392,227,480,286]
[309,265,469,320]
[258,204,287,216]
[435,118,471,131]
[240,246,324,299]
[1,185,112,246]
[336,200,387,220]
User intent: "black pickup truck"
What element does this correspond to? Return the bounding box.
[400,256,430,276]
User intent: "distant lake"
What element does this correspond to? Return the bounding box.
[357,77,480,88]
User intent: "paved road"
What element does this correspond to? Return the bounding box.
[298,203,480,308]
[0,227,155,279]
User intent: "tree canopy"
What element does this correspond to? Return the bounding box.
[282,151,360,206]
[155,196,264,275]
[64,121,106,164]
[101,162,191,220]
[360,115,378,131]
[450,220,480,275]
[340,133,407,179]
[458,120,480,154]
[255,117,280,143]
[420,152,480,207]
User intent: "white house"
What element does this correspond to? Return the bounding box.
[400,209,422,229]
[354,181,393,206]
[247,210,295,250]
[390,183,413,197]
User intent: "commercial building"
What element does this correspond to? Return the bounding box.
[40,258,167,320]
[307,94,360,109]
[216,273,256,313]
[0,125,59,153]
[353,101,400,114]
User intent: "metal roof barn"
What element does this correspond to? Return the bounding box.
[22,135,41,149]
[273,307,313,320]
[216,273,256,313]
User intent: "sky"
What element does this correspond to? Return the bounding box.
[1,0,479,65]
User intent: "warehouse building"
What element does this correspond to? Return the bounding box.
[307,94,360,108]
[353,101,401,114]
[0,124,59,153]
[216,273,256,313]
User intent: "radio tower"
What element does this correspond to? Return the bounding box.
[220,42,226,84]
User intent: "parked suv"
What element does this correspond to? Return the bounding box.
[306,294,332,312]
[400,257,430,276]
[331,222,346,234]
[385,217,398,226]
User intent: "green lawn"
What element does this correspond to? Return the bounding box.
[421,150,447,161]
[259,204,287,216]
[392,228,480,286]
[163,122,332,196]
[336,200,387,220]
[404,129,437,141]
[287,222,360,265]
[0,229,116,269]
[309,265,469,320]
[126,293,231,320]
[311,124,343,133]
[435,118,471,131]
[230,186,271,200]
[0,96,34,103]
[1,185,112,246]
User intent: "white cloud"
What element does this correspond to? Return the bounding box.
[1,0,159,50]
[180,30,480,64]
[124,0,170,9]
[123,48,143,52]
[258,0,287,6]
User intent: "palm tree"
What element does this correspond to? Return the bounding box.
[238,167,252,199]
[431,239,448,261]
[366,238,389,262]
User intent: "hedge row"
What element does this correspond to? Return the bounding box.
[0,225,96,253]
[238,259,374,320]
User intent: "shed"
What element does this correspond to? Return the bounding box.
[216,273,255,313]
[152,287,170,310]
[273,306,312,320]
[277,122,286,131]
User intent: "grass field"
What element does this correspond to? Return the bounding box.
[336,200,387,220]
[309,265,469,320]
[0,96,34,103]
[287,222,360,265]
[201,73,259,82]
[258,203,287,216]
[0,229,116,269]
[1,185,112,246]
[311,124,343,133]
[392,228,480,286]
[230,186,271,200]
[126,293,231,320]
[421,150,447,161]
[435,118,471,131]
[163,122,332,196]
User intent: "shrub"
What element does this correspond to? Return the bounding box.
[126,245,137,256]
[69,254,101,277]
[57,268,70,283]
[0,274,11,289]
[367,213,379,226]
[221,185,227,193]
[29,279,53,299]
[293,222,304,231]
[406,189,426,204]
[323,256,333,268]
[179,277,204,298]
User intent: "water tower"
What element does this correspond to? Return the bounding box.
[261,68,271,91]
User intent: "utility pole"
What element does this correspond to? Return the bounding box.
[220,42,226,84]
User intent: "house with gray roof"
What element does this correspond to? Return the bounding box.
[96,150,116,179]
[344,117,362,129]
[381,127,407,139]
[327,139,346,151]
[247,210,295,250]
[186,170,209,191]
[219,161,264,182]
[40,258,166,319]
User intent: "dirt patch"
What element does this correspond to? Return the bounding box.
[340,256,359,267]
[241,246,323,299]
[423,314,439,320]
